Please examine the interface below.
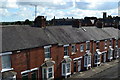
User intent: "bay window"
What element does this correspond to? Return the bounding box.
[94,54,101,65]
[42,66,54,79]
[62,62,71,76]
[62,57,72,78]
[108,47,113,60]
[84,55,91,67]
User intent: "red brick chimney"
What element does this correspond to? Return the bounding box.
[34,16,46,28]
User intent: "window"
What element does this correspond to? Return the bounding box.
[31,71,37,80]
[86,41,90,50]
[115,40,118,46]
[88,56,91,64]
[64,46,69,56]
[84,56,87,66]
[104,40,107,49]
[84,55,91,67]
[72,44,76,53]
[22,73,28,80]
[44,46,51,58]
[62,63,71,76]
[66,63,70,73]
[94,54,100,64]
[96,41,99,49]
[62,64,65,74]
[48,67,53,78]
[109,39,112,46]
[2,55,11,69]
[42,66,54,79]
[80,44,84,52]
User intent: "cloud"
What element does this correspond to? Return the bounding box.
[75,2,118,10]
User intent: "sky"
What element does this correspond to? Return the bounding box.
[0,0,120,22]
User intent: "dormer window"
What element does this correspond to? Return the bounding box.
[44,45,51,59]
[86,41,90,50]
[64,45,69,56]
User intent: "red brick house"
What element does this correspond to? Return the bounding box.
[0,16,120,80]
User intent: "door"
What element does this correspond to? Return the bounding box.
[74,62,77,72]
[78,60,81,72]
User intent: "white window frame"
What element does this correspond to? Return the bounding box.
[71,44,76,54]
[104,40,107,49]
[86,41,90,50]
[115,39,118,47]
[44,45,51,59]
[94,54,100,65]
[64,45,69,56]
[108,48,113,60]
[84,55,91,67]
[80,44,84,52]
[96,41,100,49]
[62,62,71,76]
[1,54,12,71]
[42,66,54,79]
[109,39,112,47]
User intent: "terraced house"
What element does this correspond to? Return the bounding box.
[0,16,120,80]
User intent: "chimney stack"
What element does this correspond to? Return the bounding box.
[34,16,46,28]
[103,12,107,19]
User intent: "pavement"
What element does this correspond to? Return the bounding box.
[67,59,119,79]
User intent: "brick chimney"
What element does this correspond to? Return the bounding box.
[72,19,81,28]
[34,16,46,28]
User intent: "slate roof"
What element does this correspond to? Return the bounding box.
[0,25,119,53]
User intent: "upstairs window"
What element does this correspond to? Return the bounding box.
[109,39,112,46]
[96,41,99,49]
[2,55,11,69]
[80,44,84,52]
[64,45,69,56]
[44,46,51,58]
[104,40,107,49]
[86,41,90,50]
[115,40,118,46]
[71,44,76,53]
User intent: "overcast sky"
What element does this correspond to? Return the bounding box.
[0,0,119,22]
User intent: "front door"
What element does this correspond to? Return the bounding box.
[74,62,77,72]
[78,60,81,72]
